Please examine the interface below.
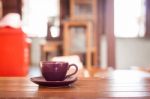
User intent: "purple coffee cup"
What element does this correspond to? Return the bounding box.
[41,61,78,81]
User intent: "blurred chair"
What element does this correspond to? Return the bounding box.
[41,41,61,61]
[0,13,30,76]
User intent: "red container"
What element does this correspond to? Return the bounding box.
[0,27,29,76]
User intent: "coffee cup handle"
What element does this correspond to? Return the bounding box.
[65,64,78,78]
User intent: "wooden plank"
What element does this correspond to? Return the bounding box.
[1,70,150,98]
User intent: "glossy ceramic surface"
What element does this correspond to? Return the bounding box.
[30,76,77,87]
[41,61,78,81]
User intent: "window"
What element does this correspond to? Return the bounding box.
[114,0,146,38]
[22,0,60,37]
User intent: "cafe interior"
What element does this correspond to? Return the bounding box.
[1,0,150,98]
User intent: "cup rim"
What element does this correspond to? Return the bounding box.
[40,61,68,64]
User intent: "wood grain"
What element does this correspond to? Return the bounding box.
[0,70,150,98]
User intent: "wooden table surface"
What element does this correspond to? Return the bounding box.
[1,70,150,98]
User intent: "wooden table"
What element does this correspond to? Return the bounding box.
[1,70,150,98]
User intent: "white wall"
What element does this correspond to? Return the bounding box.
[116,38,150,69]
[30,37,45,66]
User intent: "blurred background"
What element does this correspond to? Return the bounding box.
[0,0,150,72]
